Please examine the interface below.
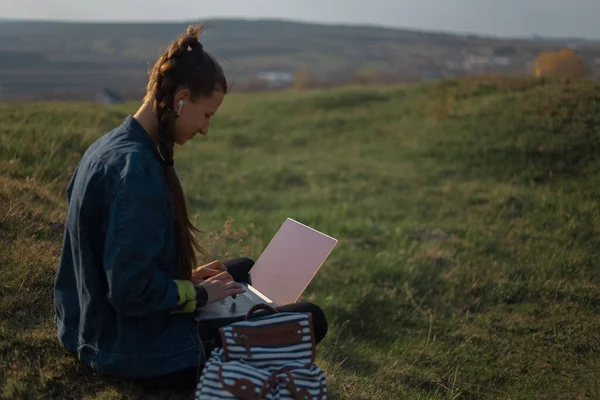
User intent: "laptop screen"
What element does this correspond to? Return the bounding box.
[249,218,338,306]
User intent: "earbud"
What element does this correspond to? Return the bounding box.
[177,100,184,115]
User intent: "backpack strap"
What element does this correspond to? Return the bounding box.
[245,303,279,320]
[218,365,259,400]
[218,365,325,400]
[218,364,278,400]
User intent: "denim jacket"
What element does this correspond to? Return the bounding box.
[54,115,201,379]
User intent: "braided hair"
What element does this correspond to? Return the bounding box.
[144,24,228,280]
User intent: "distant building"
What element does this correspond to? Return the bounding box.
[463,55,512,71]
[96,87,124,106]
[256,71,294,89]
[493,46,517,57]
[443,61,461,70]
[491,57,511,66]
[463,55,491,70]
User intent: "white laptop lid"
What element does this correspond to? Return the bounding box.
[249,218,338,306]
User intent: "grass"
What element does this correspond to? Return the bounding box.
[1,76,600,399]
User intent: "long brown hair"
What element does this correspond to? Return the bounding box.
[144,24,228,280]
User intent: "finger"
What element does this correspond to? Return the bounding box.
[199,268,220,279]
[209,271,232,281]
[217,262,228,272]
[191,271,220,285]
[194,261,215,274]
[224,281,243,289]
[225,289,245,298]
[206,260,227,272]
[192,268,220,279]
[227,288,246,297]
[205,260,220,268]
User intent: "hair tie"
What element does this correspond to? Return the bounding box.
[155,146,175,168]
[187,40,202,52]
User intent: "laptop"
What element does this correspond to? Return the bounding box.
[194,218,338,321]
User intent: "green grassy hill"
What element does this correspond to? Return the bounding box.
[1,77,600,399]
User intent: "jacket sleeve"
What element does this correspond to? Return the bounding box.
[102,160,197,317]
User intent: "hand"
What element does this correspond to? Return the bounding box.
[191,260,228,285]
[198,271,246,304]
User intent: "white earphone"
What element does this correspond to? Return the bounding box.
[177,100,184,115]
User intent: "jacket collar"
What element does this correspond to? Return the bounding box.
[124,115,166,166]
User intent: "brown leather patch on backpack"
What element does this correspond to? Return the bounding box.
[226,322,303,358]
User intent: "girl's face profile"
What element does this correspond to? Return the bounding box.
[174,90,225,146]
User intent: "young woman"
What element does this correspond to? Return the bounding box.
[54,25,328,388]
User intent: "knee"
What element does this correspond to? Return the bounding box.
[226,257,254,266]
[223,258,255,284]
[232,257,255,269]
[238,258,255,282]
[224,257,255,266]
[240,257,255,267]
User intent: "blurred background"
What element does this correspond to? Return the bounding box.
[1,0,599,102]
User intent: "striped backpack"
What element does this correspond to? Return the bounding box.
[195,304,327,400]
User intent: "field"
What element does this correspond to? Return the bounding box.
[1,77,600,399]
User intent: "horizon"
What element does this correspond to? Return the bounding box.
[1,16,599,43]
[2,0,600,40]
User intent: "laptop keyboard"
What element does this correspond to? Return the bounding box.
[220,293,256,313]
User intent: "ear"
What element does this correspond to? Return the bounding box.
[173,88,191,109]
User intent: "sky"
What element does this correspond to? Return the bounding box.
[2,0,600,40]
